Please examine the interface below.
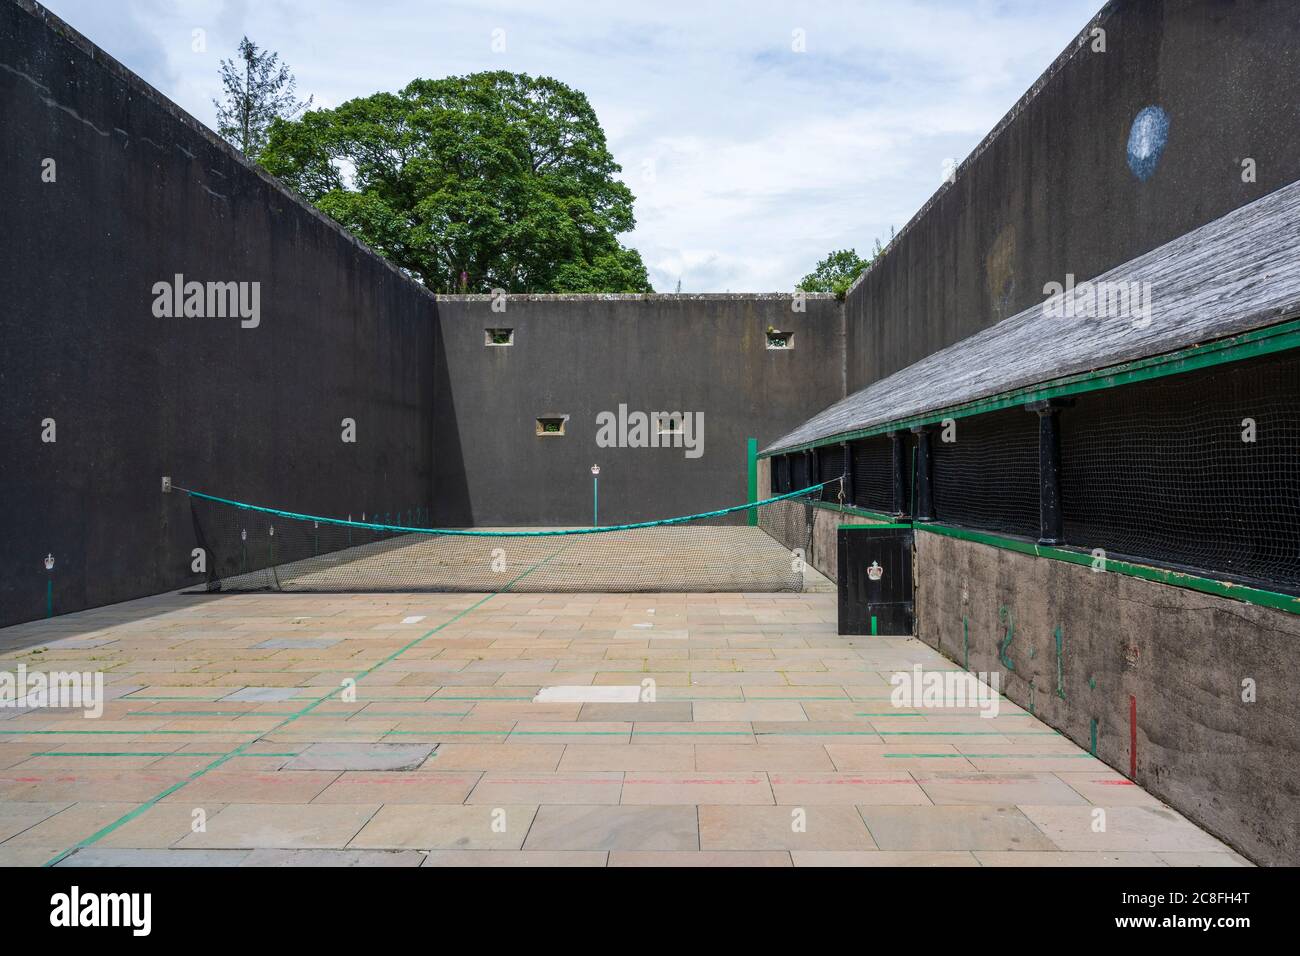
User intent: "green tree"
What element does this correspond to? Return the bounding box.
[798,248,873,298]
[260,71,652,294]
[213,37,311,160]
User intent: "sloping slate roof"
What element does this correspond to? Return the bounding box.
[766,179,1300,454]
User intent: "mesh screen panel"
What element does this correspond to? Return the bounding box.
[1060,350,1300,589]
[790,452,810,491]
[850,435,897,514]
[773,455,791,494]
[185,485,822,594]
[817,445,845,502]
[931,407,1040,537]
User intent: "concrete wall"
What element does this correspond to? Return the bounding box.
[757,462,891,583]
[433,294,843,527]
[0,0,435,627]
[915,531,1300,867]
[757,466,1300,865]
[846,0,1300,390]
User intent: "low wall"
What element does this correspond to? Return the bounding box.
[916,530,1300,866]
[757,464,888,582]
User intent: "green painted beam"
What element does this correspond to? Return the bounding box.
[918,522,1300,616]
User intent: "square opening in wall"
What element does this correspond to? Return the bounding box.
[485,328,514,346]
[766,329,793,349]
[655,413,685,435]
[536,415,568,436]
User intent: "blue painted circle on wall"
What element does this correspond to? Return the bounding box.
[1127,106,1170,182]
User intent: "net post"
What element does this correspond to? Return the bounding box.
[746,438,758,526]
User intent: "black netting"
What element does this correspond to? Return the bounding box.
[769,455,790,494]
[931,407,1040,537]
[817,445,845,502]
[851,435,898,514]
[790,452,809,491]
[1060,350,1300,590]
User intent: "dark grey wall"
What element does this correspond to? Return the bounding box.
[433,294,843,527]
[847,0,1300,391]
[0,0,435,627]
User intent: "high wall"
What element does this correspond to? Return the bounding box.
[847,0,1300,390]
[0,0,435,628]
[433,294,844,527]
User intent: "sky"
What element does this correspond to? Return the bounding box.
[41,0,1102,292]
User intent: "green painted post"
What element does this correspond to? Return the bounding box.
[746,438,758,526]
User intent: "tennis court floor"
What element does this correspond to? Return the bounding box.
[0,589,1248,866]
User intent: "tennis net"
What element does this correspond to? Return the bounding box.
[180,482,829,594]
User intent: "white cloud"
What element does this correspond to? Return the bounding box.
[42,0,1101,290]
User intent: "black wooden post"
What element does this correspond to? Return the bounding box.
[1027,399,1071,545]
[910,425,934,521]
[841,441,853,505]
[888,431,908,517]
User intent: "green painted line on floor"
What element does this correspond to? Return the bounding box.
[431,696,532,701]
[41,540,574,868]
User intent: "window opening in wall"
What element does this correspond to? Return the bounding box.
[766,328,793,349]
[536,415,568,436]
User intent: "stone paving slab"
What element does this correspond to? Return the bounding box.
[524,805,698,851]
[284,743,435,771]
[0,590,1249,867]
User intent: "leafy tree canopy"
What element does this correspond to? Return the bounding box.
[260,71,652,294]
[798,248,873,299]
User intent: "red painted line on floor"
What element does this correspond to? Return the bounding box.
[623,777,765,785]
[1129,695,1137,779]
[767,776,912,785]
